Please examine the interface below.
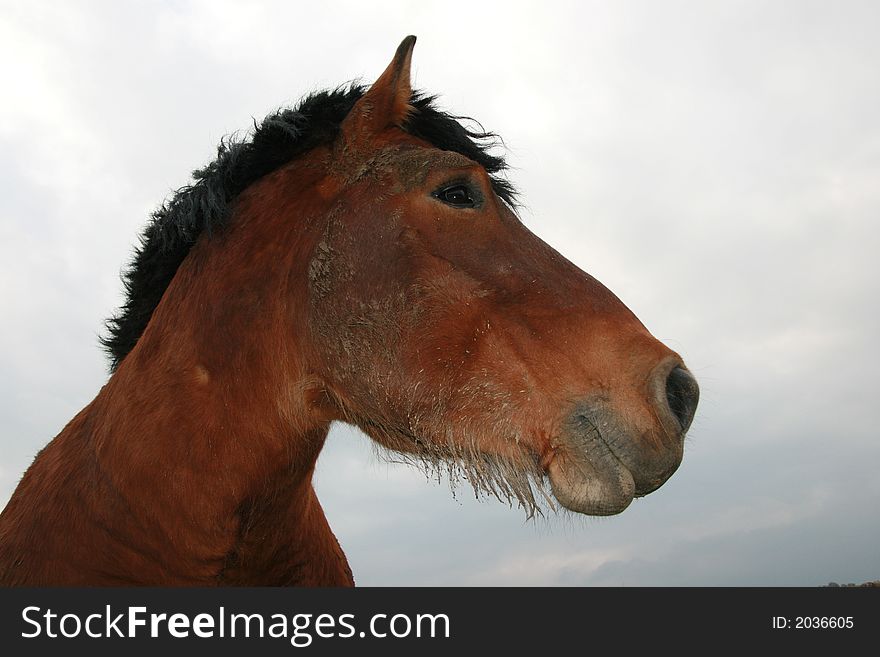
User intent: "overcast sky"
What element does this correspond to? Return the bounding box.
[1,0,878,585]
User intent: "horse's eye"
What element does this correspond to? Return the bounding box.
[435,184,475,208]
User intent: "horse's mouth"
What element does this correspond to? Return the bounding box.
[546,430,637,516]
[545,404,683,516]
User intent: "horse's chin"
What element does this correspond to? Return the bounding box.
[547,449,636,516]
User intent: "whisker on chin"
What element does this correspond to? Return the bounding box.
[368,424,553,519]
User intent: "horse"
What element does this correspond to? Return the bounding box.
[0,36,699,586]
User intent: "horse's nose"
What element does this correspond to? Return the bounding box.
[654,364,699,434]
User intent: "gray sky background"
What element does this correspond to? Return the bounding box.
[1,0,878,585]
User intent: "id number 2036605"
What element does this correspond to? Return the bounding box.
[772,616,854,629]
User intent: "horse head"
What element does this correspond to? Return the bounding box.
[305,37,699,515]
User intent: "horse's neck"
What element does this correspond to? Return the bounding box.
[0,362,352,586]
[0,187,355,585]
[218,458,353,586]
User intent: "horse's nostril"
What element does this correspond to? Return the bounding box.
[665,366,699,433]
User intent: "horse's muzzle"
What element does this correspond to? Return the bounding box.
[547,358,699,515]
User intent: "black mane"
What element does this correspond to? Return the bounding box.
[101,86,516,371]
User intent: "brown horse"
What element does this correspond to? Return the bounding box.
[0,37,698,586]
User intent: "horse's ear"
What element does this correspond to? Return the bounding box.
[342,35,416,142]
